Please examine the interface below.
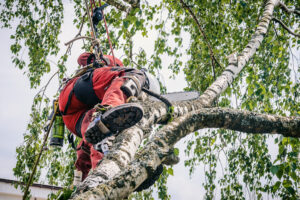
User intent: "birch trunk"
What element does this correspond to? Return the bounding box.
[72,106,300,200]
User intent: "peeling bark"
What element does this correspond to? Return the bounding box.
[73,107,300,200]
[183,108,300,138]
[72,98,201,197]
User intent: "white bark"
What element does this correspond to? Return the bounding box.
[72,106,300,199]
[198,0,280,106]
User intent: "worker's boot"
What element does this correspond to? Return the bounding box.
[85,103,143,144]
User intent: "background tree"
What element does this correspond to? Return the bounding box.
[0,0,299,199]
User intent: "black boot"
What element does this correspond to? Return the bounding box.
[85,103,143,144]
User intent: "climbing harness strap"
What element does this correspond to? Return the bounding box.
[62,69,101,116]
[73,70,100,106]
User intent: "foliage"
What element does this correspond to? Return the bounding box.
[1,0,299,199]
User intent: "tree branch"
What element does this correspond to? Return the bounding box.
[198,0,280,107]
[278,1,300,16]
[189,108,300,138]
[272,17,300,37]
[179,0,223,69]
[71,97,204,197]
[72,105,300,199]
[106,0,131,13]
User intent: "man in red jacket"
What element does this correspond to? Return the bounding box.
[59,52,147,180]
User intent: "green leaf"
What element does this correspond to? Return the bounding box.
[282,180,292,188]
[270,165,279,175]
[167,168,174,176]
[272,181,281,193]
[173,148,179,156]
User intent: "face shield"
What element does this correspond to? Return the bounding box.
[144,71,161,94]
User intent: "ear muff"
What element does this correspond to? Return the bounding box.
[87,53,96,65]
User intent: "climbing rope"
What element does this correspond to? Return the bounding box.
[22,100,59,200]
[86,0,116,66]
[142,88,174,122]
[98,0,116,66]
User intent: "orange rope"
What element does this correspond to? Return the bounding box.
[89,0,95,38]
[99,0,116,66]
[88,0,116,65]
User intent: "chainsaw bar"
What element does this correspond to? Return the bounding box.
[149,91,200,102]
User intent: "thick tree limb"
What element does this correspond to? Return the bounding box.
[188,108,300,138]
[272,17,300,37]
[71,98,202,197]
[72,106,300,199]
[278,1,300,16]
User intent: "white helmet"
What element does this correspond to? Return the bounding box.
[144,71,160,94]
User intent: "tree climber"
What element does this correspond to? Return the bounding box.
[59,52,148,180]
[57,1,165,190]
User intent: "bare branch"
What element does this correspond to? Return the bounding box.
[272,17,300,37]
[179,0,223,69]
[64,36,94,46]
[191,108,300,138]
[278,1,300,16]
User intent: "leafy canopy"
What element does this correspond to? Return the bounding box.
[0,0,299,199]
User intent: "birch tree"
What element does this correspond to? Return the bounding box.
[1,0,299,199]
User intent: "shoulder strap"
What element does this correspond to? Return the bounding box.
[73,70,101,107]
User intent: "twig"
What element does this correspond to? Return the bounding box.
[272,17,300,37]
[65,36,94,46]
[65,12,87,53]
[22,105,58,200]
[278,1,300,16]
[179,0,223,69]
[76,12,87,37]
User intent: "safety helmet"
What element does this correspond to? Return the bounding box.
[144,71,161,94]
[77,52,123,67]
